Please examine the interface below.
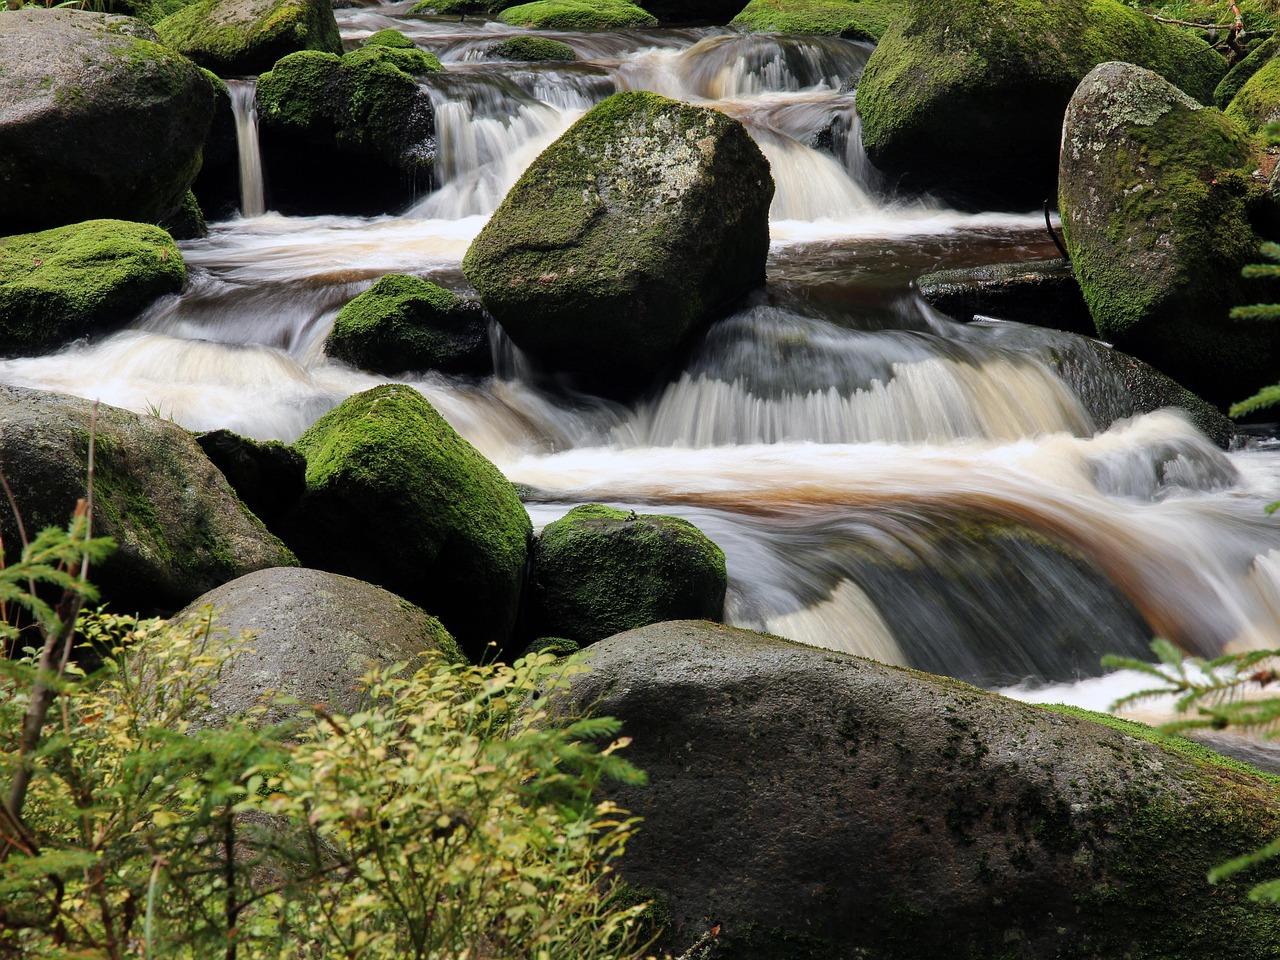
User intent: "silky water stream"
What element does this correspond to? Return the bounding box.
[7,9,1280,729]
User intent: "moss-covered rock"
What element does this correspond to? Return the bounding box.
[528,504,727,645]
[196,428,306,527]
[155,0,341,77]
[1059,61,1280,409]
[0,387,297,616]
[363,27,417,47]
[409,0,503,16]
[1226,49,1280,132]
[497,0,658,29]
[278,384,532,661]
[486,35,578,60]
[856,0,1227,210]
[0,9,215,234]
[325,274,491,376]
[462,91,773,396]
[0,220,185,355]
[158,189,207,240]
[177,567,463,725]
[255,46,441,215]
[555,621,1280,959]
[731,0,899,40]
[1215,32,1280,109]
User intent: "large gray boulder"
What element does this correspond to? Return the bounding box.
[1059,62,1279,410]
[0,9,215,235]
[0,387,296,615]
[560,621,1280,959]
[856,0,1225,209]
[276,384,531,661]
[154,0,341,77]
[175,567,462,724]
[462,91,773,397]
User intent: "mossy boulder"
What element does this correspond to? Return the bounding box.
[277,384,532,661]
[154,0,341,77]
[486,35,578,61]
[325,274,491,376]
[177,567,462,725]
[462,91,773,396]
[497,0,658,29]
[0,387,296,616]
[0,9,215,234]
[409,0,502,16]
[528,504,727,645]
[556,620,1280,959]
[363,27,417,47]
[1059,61,1280,409]
[1226,50,1280,133]
[0,220,185,355]
[196,428,306,527]
[731,0,899,40]
[915,258,1094,335]
[856,0,1227,209]
[255,46,442,215]
[1215,32,1280,109]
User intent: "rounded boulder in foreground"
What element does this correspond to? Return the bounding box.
[463,91,773,397]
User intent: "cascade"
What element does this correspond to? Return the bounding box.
[226,79,265,218]
[4,12,1280,708]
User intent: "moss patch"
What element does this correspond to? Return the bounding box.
[486,35,578,60]
[1226,50,1280,132]
[497,0,658,28]
[731,0,899,40]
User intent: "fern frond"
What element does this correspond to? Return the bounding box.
[1230,384,1280,418]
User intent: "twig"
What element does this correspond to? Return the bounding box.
[1044,200,1070,262]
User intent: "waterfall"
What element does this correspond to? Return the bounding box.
[226,79,265,218]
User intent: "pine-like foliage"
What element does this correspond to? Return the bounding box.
[1230,244,1280,420]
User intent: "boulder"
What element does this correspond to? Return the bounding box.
[154,0,341,77]
[731,0,899,40]
[915,258,1093,335]
[196,428,306,527]
[1215,32,1280,109]
[1225,50,1280,132]
[856,0,1226,209]
[0,387,296,616]
[496,0,658,28]
[175,567,462,724]
[191,72,242,222]
[0,220,185,355]
[277,384,531,661]
[486,36,578,61]
[255,45,442,215]
[462,91,773,396]
[0,9,215,234]
[1059,61,1279,410]
[325,274,491,376]
[528,504,727,645]
[557,621,1280,959]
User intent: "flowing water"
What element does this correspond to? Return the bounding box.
[8,10,1280,722]
[227,79,265,218]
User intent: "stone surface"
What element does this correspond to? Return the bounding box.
[176,566,461,724]
[0,387,296,615]
[154,0,341,77]
[1059,61,1279,410]
[463,91,773,396]
[277,384,531,661]
[196,428,306,527]
[0,9,215,234]
[0,220,185,355]
[856,0,1226,209]
[915,258,1093,335]
[558,620,1280,959]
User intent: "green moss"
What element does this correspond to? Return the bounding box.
[155,0,342,77]
[256,50,343,130]
[497,0,658,28]
[1216,33,1280,109]
[409,0,505,15]
[487,35,577,60]
[0,220,185,353]
[731,0,899,40]
[1226,50,1280,132]
[342,43,442,75]
[363,27,416,47]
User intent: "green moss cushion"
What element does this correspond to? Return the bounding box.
[497,0,658,29]
[1225,53,1280,133]
[0,220,185,354]
[731,0,900,40]
[486,35,578,60]
[155,0,342,77]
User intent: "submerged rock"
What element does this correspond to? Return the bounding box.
[255,44,442,215]
[528,504,727,645]
[463,91,773,396]
[155,0,341,77]
[497,0,658,28]
[325,274,491,376]
[176,567,462,724]
[0,220,185,355]
[731,0,899,40]
[0,9,215,234]
[1059,62,1280,410]
[915,258,1093,335]
[856,0,1225,209]
[0,387,296,615]
[278,384,531,661]
[558,621,1280,959]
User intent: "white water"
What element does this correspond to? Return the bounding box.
[4,14,1279,719]
[227,79,265,218]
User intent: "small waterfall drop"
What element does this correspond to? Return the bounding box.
[227,79,265,218]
